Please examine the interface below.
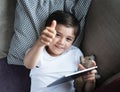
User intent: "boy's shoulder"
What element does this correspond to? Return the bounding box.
[70,45,80,50]
[67,45,83,56]
[68,45,82,53]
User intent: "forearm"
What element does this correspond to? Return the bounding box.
[84,79,96,92]
[24,41,44,69]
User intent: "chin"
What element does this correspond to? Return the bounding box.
[53,52,63,56]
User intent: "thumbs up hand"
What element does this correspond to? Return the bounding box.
[78,60,97,82]
[46,20,57,38]
[37,20,57,47]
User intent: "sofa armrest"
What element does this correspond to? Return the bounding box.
[95,73,120,92]
[102,72,120,86]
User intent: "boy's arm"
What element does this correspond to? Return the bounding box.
[23,40,44,69]
[84,79,96,92]
[78,60,97,92]
[23,20,56,69]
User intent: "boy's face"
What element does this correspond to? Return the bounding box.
[47,24,75,56]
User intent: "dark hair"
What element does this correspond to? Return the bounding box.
[45,10,80,40]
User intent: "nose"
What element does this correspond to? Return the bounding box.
[59,38,65,45]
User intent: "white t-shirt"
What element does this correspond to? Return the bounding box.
[30,45,83,92]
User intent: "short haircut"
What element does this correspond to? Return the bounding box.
[45,10,80,40]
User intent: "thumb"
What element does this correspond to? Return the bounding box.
[50,20,57,30]
[91,60,96,67]
[78,64,86,70]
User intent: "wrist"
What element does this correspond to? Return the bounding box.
[35,40,45,48]
[84,79,96,92]
[87,79,96,84]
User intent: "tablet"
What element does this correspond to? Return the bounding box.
[47,66,98,87]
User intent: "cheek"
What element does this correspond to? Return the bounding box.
[49,38,58,47]
[52,37,59,43]
[65,43,73,49]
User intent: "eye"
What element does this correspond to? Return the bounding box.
[56,33,61,37]
[66,38,73,42]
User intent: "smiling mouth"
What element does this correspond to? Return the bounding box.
[55,45,64,50]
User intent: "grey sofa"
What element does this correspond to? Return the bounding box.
[81,0,120,91]
[0,0,120,92]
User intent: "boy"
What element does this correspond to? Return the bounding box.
[24,10,96,92]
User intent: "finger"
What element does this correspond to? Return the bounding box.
[50,20,57,30]
[83,69,97,77]
[46,27,56,38]
[78,64,86,70]
[40,39,50,45]
[40,35,52,45]
[40,38,51,46]
[83,73,96,81]
[42,28,55,38]
[91,60,96,67]
[84,77,95,81]
[41,35,52,42]
[90,69,97,74]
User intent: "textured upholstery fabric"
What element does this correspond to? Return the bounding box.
[7,0,92,65]
[81,0,120,86]
[0,57,30,92]
[0,0,16,58]
[0,0,120,92]
[95,77,120,92]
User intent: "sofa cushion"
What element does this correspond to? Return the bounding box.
[0,57,30,92]
[0,0,16,58]
[7,0,92,65]
[81,0,120,85]
[95,77,120,92]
